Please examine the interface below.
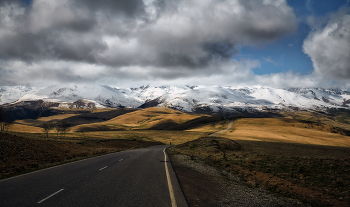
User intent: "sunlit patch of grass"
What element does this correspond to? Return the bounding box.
[283,111,350,131]
[9,124,44,133]
[187,120,230,133]
[37,114,79,122]
[101,107,201,129]
[220,118,350,147]
[14,119,43,127]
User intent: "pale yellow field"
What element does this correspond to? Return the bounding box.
[14,119,42,127]
[187,120,230,133]
[10,124,44,133]
[38,114,78,122]
[284,111,350,131]
[14,114,79,127]
[7,107,350,148]
[220,118,350,147]
[69,123,129,132]
[88,107,201,129]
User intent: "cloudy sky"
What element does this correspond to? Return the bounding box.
[0,0,349,88]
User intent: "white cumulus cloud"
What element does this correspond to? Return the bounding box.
[303,8,350,79]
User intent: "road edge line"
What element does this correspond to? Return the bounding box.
[164,148,177,207]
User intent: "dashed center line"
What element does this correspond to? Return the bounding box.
[37,189,64,204]
[99,166,108,171]
[119,159,123,161]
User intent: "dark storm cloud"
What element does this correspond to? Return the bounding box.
[203,42,238,59]
[74,0,146,18]
[152,42,238,68]
[0,0,298,86]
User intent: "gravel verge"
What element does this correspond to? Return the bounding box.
[171,154,309,207]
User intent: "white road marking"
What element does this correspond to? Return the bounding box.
[210,120,234,137]
[163,148,177,207]
[119,159,123,161]
[99,166,108,171]
[37,189,64,204]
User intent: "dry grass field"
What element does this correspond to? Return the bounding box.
[72,107,202,131]
[187,119,231,133]
[219,118,350,147]
[10,124,44,133]
[170,116,350,206]
[283,111,350,131]
[2,106,350,206]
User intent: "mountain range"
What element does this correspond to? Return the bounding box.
[1,84,349,114]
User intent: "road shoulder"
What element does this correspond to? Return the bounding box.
[168,151,307,207]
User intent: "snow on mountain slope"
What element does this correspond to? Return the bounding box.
[0,86,39,105]
[1,84,349,113]
[18,84,142,108]
[127,85,350,113]
[118,85,189,102]
[287,88,350,106]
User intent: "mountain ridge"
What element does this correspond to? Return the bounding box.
[1,85,349,114]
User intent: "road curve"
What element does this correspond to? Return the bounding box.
[210,120,234,137]
[0,145,187,207]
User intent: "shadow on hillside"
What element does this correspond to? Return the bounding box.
[63,108,139,126]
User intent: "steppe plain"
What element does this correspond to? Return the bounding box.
[1,107,350,206]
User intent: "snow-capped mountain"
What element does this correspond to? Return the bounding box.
[18,84,142,108]
[128,85,350,113]
[0,84,349,113]
[0,86,39,105]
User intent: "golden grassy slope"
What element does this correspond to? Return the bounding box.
[106,107,201,127]
[220,118,350,147]
[10,124,44,133]
[14,114,79,128]
[38,114,79,122]
[7,107,350,148]
[187,119,230,133]
[71,107,202,131]
[284,111,350,131]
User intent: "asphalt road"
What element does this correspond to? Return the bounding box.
[0,145,187,207]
